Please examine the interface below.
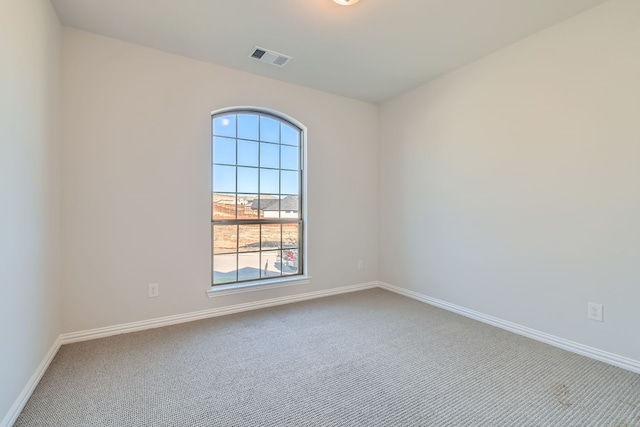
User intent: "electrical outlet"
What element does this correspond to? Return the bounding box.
[148,283,159,298]
[587,302,603,322]
[357,260,364,270]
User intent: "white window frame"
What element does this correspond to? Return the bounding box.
[207,107,310,297]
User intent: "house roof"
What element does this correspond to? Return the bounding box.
[250,196,299,212]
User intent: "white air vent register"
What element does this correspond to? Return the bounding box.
[249,46,291,67]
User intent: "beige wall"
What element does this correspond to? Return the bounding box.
[0,0,61,421]
[61,29,379,333]
[379,0,640,360]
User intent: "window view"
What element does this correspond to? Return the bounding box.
[212,110,303,286]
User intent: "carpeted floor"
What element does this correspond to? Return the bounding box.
[15,289,640,426]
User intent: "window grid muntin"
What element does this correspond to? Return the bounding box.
[212,110,303,286]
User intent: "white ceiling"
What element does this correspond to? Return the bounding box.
[50,0,609,104]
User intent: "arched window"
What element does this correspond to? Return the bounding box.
[211,108,306,289]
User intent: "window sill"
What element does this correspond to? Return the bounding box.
[206,275,312,298]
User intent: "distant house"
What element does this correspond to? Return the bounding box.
[250,195,299,218]
[212,194,250,218]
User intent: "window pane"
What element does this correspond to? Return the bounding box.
[261,250,281,278]
[260,169,279,194]
[238,252,260,281]
[279,196,300,219]
[238,114,259,140]
[213,225,237,254]
[213,253,237,284]
[281,249,298,275]
[260,116,280,143]
[213,115,236,137]
[238,140,258,167]
[282,223,300,248]
[213,165,235,193]
[237,167,258,193]
[238,224,260,253]
[261,224,281,250]
[281,170,299,195]
[260,142,279,169]
[281,124,299,146]
[238,194,259,219]
[212,193,236,220]
[213,136,236,165]
[281,145,298,170]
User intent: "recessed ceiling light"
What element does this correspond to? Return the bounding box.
[333,0,360,5]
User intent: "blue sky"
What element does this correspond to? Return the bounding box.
[212,114,300,196]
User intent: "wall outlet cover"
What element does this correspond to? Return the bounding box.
[148,283,159,298]
[587,302,603,322]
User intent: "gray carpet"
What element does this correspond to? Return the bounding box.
[15,289,640,426]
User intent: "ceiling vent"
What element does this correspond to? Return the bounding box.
[249,46,291,67]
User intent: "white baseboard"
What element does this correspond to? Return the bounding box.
[61,281,378,344]
[1,336,61,427]
[377,281,640,374]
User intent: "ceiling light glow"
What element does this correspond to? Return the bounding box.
[333,0,360,5]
